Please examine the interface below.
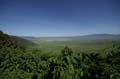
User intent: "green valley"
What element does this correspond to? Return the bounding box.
[0,30,120,79]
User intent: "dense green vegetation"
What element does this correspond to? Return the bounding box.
[0,30,120,79]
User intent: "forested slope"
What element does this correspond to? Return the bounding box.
[0,30,35,48]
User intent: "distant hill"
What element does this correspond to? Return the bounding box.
[22,34,120,42]
[0,31,35,48]
[11,36,35,46]
[74,34,120,40]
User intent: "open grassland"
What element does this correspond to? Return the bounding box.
[29,39,118,55]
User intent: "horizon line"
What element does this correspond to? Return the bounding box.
[1,30,120,37]
[11,33,120,38]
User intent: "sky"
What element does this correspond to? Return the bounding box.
[0,0,120,37]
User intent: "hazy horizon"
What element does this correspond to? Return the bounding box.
[0,0,120,37]
[2,31,120,37]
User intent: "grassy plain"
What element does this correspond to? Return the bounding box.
[29,39,117,55]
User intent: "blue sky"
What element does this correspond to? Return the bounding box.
[0,0,120,37]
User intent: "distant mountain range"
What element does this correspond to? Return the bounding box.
[21,34,120,42]
[1,29,119,46]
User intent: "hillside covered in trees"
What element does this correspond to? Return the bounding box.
[0,31,35,48]
[0,30,120,79]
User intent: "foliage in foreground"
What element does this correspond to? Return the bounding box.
[0,44,120,79]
